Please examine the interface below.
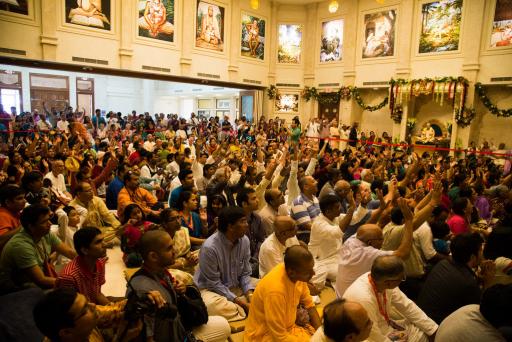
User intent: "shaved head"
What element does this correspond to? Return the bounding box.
[274,216,295,233]
[284,245,313,271]
[140,230,169,259]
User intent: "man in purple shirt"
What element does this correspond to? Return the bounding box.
[194,206,255,321]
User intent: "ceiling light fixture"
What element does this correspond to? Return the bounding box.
[328,0,339,13]
[250,0,259,10]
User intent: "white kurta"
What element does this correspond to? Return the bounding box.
[309,213,343,288]
[258,233,299,278]
[343,272,438,342]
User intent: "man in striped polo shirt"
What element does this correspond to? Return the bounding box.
[291,175,320,243]
[56,227,110,305]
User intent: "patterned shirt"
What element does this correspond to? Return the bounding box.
[56,256,106,304]
[290,193,321,229]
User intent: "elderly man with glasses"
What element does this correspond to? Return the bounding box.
[343,255,438,342]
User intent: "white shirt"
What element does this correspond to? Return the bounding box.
[344,272,438,342]
[166,161,180,178]
[44,172,67,194]
[143,140,156,152]
[309,214,342,261]
[335,235,393,297]
[57,120,69,133]
[258,233,300,278]
[258,204,290,235]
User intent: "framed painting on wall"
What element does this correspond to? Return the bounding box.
[65,0,111,30]
[320,19,343,62]
[241,13,265,60]
[418,0,462,54]
[278,24,302,64]
[137,0,175,42]
[490,0,512,48]
[0,0,28,15]
[195,0,224,52]
[275,94,299,112]
[362,9,396,58]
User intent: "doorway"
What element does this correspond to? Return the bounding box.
[318,95,339,122]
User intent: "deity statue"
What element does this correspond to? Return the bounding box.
[419,123,436,143]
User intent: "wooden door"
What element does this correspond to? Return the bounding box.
[30,89,68,113]
[318,96,339,122]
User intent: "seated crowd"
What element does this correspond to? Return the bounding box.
[0,108,511,342]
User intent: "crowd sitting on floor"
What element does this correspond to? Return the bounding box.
[0,104,511,342]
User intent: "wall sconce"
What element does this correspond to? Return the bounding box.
[250,0,259,10]
[328,1,339,13]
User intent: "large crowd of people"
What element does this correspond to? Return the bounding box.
[0,104,511,342]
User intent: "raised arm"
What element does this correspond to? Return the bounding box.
[392,198,414,260]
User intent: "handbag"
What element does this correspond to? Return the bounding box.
[177,285,209,330]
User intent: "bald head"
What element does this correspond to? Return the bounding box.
[274,216,295,233]
[371,255,405,282]
[284,245,313,271]
[334,180,351,200]
[323,299,371,342]
[356,224,383,242]
[334,180,351,192]
[140,230,170,259]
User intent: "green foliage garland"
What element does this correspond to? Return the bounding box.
[475,83,512,118]
[455,107,476,128]
[351,87,388,112]
[302,86,387,111]
[302,86,352,105]
[267,85,278,99]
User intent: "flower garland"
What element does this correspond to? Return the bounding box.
[267,85,278,99]
[389,76,469,120]
[455,107,476,128]
[406,118,416,132]
[351,87,389,112]
[475,83,512,117]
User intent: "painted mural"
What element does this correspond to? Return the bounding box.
[138,0,174,42]
[363,9,396,58]
[419,0,462,53]
[320,19,343,62]
[241,13,265,60]
[278,24,302,63]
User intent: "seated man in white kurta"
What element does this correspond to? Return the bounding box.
[258,216,300,278]
[308,194,355,289]
[343,255,438,342]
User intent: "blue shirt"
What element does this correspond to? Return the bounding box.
[194,231,254,301]
[106,176,124,210]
